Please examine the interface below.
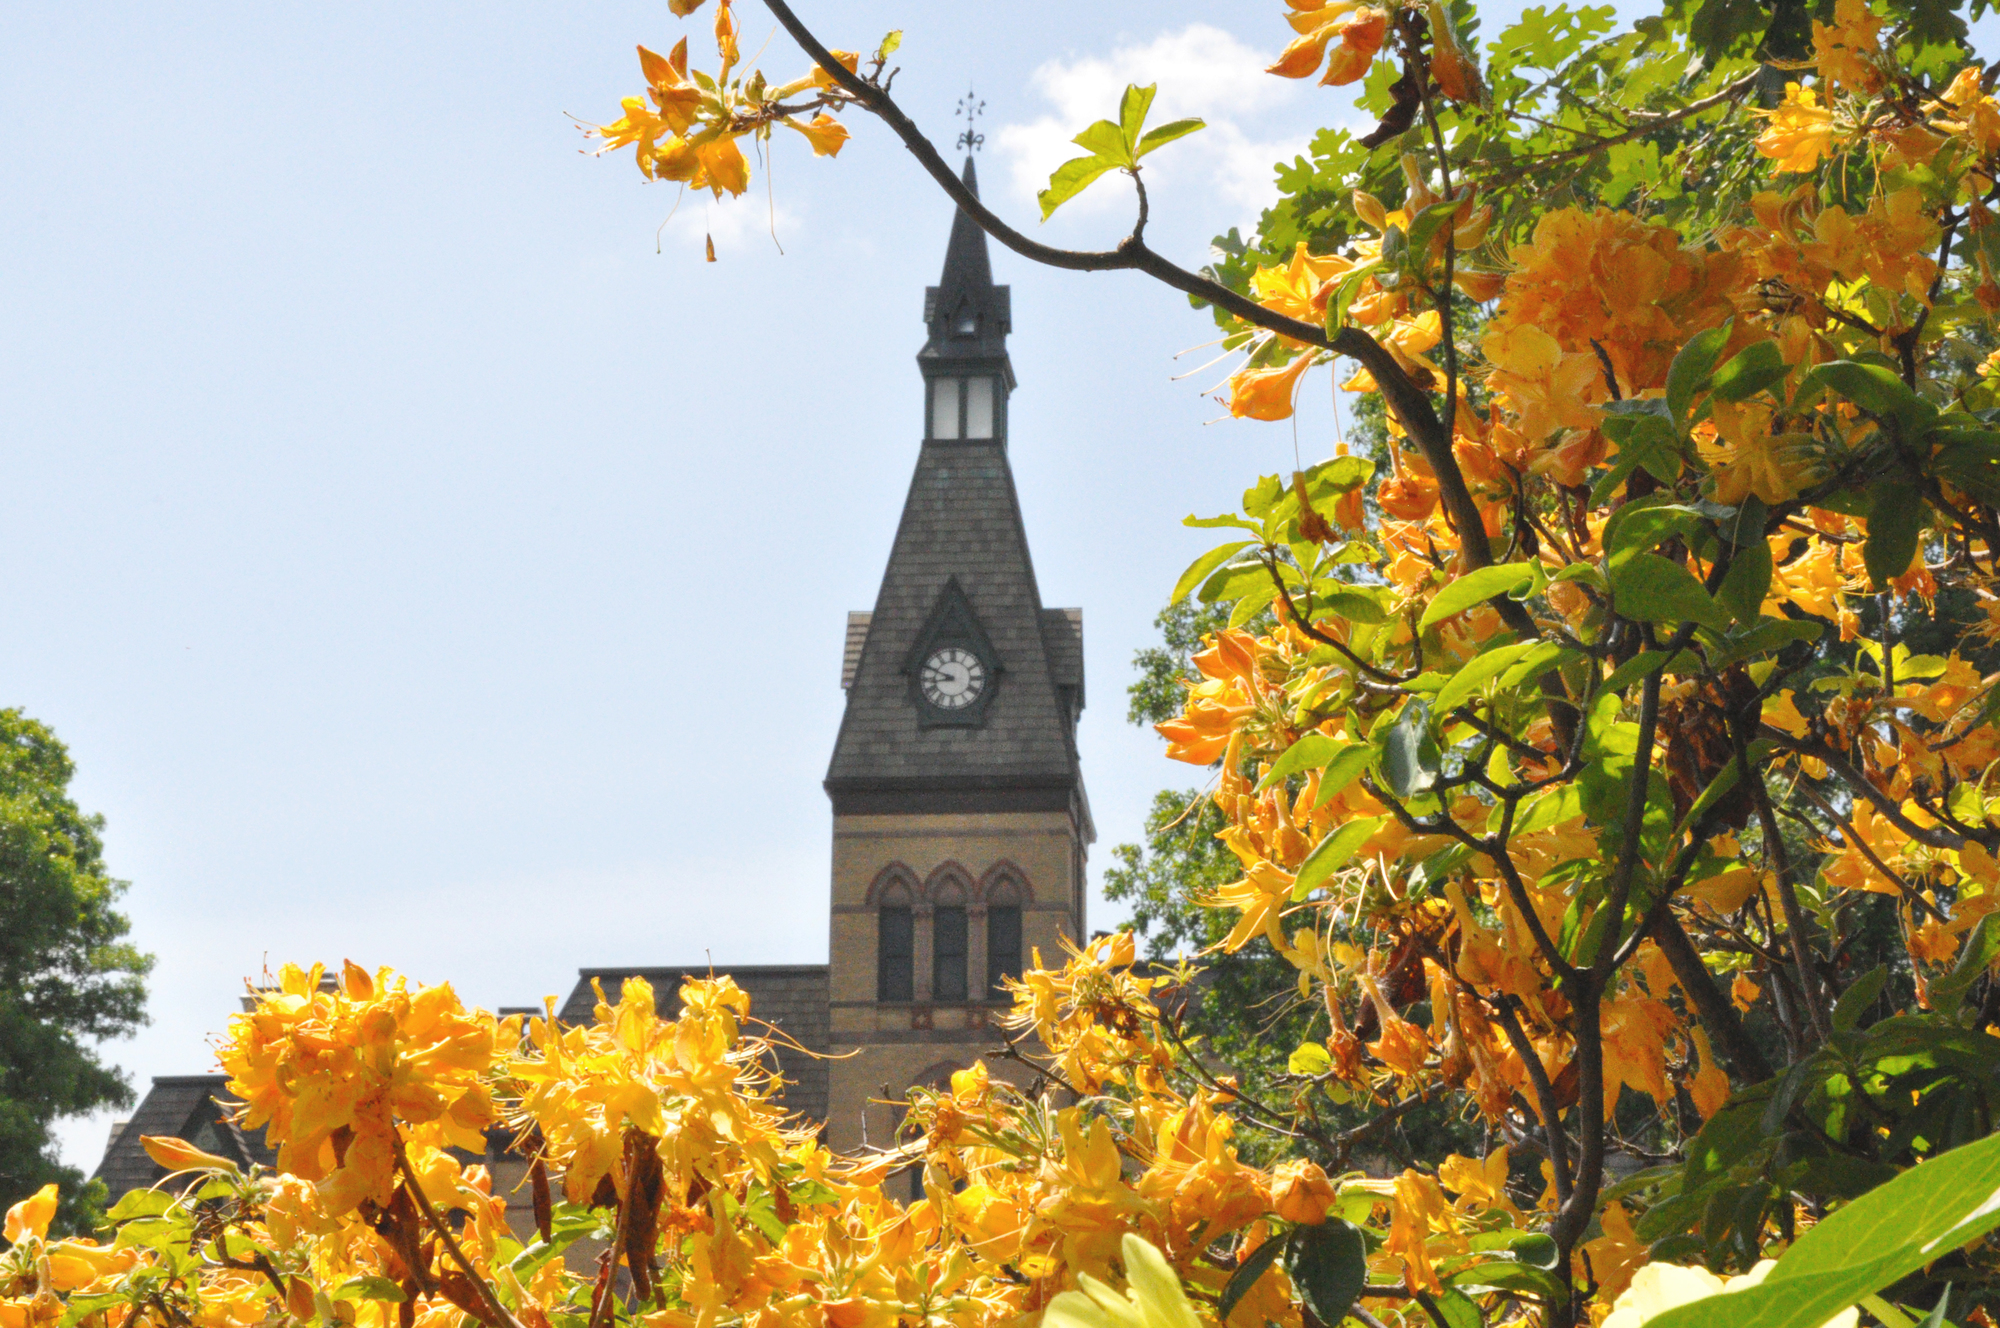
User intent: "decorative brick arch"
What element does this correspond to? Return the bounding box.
[865,863,920,906]
[923,861,975,906]
[977,860,1033,905]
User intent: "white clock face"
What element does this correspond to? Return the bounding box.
[920,647,987,710]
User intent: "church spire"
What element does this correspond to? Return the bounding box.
[919,157,1013,440]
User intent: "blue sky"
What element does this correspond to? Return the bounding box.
[3,0,1374,1169]
[19,0,1987,1171]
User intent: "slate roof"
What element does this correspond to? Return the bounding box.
[825,161,1086,815]
[93,1075,274,1202]
[560,966,830,1125]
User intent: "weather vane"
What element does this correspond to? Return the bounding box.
[955,88,986,152]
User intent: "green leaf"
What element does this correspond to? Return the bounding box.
[1288,1042,1333,1075]
[1611,553,1731,631]
[1434,640,1561,717]
[1312,744,1377,808]
[1426,1288,1484,1328]
[108,1189,176,1221]
[1418,563,1538,632]
[1071,118,1130,163]
[1257,734,1356,791]
[1218,1233,1289,1323]
[1116,83,1157,155]
[1136,118,1206,158]
[1807,360,1934,429]
[1292,817,1386,899]
[1864,479,1926,590]
[874,30,902,60]
[1709,339,1789,402]
[332,1278,408,1305]
[1831,965,1888,1033]
[1716,537,1773,624]
[1302,454,1376,497]
[1653,1131,2000,1328]
[1315,584,1392,625]
[1171,542,1253,605]
[1667,321,1732,427]
[1184,512,1262,532]
[1929,914,2000,1012]
[1286,1220,1368,1328]
[1604,502,1710,570]
[1512,785,1581,836]
[1378,699,1440,798]
[1037,152,1121,219]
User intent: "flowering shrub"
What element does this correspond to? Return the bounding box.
[18,1,2000,1326]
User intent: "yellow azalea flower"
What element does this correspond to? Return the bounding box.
[695,135,750,197]
[1248,243,1355,327]
[1267,2,1391,87]
[810,49,859,88]
[1384,1171,1450,1293]
[637,40,702,134]
[1756,83,1839,173]
[1584,1201,1649,1302]
[1688,1026,1731,1119]
[1702,399,1814,504]
[1937,66,2000,156]
[1482,324,1603,443]
[785,113,850,157]
[1227,351,1318,421]
[1044,1234,1202,1328]
[3,1184,56,1245]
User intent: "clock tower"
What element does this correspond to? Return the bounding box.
[822,156,1091,1152]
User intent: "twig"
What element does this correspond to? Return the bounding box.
[393,1136,529,1328]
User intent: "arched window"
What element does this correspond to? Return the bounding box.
[872,871,917,1003]
[928,868,971,1003]
[984,873,1025,1001]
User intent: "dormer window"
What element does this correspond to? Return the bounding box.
[955,312,978,336]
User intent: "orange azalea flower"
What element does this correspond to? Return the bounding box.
[1271,1160,1336,1224]
[1812,0,1885,93]
[1269,1,1391,86]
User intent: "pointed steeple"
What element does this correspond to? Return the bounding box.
[825,162,1087,832]
[919,157,1014,403]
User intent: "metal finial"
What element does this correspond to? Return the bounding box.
[955,88,986,153]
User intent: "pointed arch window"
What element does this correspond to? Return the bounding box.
[878,907,914,1001]
[873,872,918,1003]
[984,874,1026,1000]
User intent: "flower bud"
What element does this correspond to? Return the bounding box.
[1352,190,1389,230]
[1272,1160,1337,1224]
[141,1135,239,1175]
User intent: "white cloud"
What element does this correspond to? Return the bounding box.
[993,25,1309,226]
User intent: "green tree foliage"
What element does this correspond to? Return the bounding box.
[0,710,150,1232]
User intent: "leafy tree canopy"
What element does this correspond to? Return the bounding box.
[0,710,149,1233]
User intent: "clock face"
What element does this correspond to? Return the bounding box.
[920,646,987,710]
